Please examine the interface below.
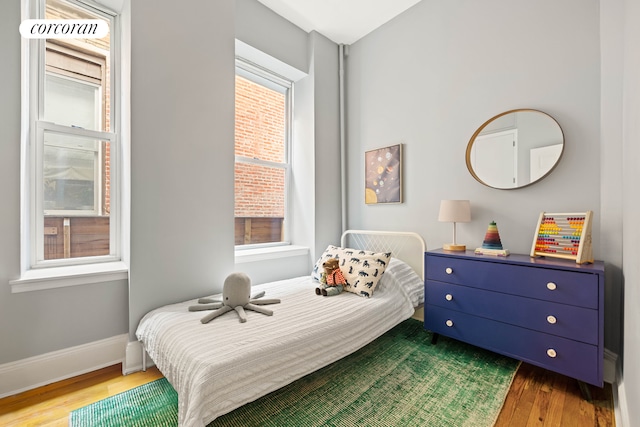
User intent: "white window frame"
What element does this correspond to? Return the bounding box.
[35,121,117,265]
[234,58,293,250]
[12,0,127,292]
[41,125,103,217]
[45,71,103,134]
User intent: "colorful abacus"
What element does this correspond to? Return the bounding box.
[530,211,593,264]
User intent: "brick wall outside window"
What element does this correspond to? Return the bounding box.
[234,75,286,219]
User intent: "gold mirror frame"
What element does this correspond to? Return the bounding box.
[465,109,564,189]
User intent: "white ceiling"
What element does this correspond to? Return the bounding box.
[257,0,422,45]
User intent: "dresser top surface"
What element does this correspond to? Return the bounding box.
[428,249,605,273]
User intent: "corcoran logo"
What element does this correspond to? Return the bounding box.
[20,19,108,39]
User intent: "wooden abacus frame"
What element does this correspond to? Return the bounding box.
[530,211,593,264]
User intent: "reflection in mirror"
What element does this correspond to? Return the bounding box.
[466,109,564,189]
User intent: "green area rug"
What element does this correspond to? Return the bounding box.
[70,319,519,427]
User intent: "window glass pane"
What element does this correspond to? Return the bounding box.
[43,131,103,213]
[45,74,100,130]
[235,163,285,216]
[234,162,285,245]
[235,68,289,247]
[235,75,286,163]
[44,146,95,211]
[45,0,111,132]
[42,131,110,260]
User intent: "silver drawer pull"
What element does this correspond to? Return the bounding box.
[445,320,454,327]
[445,267,453,275]
[546,282,557,291]
[547,315,557,324]
[445,294,453,301]
[547,348,557,358]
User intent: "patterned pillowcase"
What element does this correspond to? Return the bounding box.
[311,245,344,282]
[311,245,392,298]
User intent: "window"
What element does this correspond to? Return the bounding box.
[234,60,292,247]
[23,0,119,269]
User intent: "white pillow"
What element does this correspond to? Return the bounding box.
[311,245,391,297]
[376,257,424,307]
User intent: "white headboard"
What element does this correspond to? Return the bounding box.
[340,230,426,280]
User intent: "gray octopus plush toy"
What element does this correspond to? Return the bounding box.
[188,272,280,324]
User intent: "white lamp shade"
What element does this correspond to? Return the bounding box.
[438,200,471,223]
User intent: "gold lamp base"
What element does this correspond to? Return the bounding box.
[443,243,466,251]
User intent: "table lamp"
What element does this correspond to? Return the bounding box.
[438,200,471,251]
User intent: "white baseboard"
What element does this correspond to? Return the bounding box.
[123,340,155,375]
[122,340,150,374]
[123,340,143,374]
[0,334,127,399]
[613,356,630,427]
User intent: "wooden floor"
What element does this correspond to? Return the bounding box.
[0,362,614,426]
[496,363,615,427]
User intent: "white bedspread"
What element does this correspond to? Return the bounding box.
[136,258,423,426]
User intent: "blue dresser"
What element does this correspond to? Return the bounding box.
[425,249,605,387]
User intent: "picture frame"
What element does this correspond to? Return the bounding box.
[530,211,593,264]
[365,144,402,204]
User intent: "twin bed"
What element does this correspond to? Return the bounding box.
[135,230,426,426]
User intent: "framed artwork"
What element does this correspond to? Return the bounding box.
[365,144,402,204]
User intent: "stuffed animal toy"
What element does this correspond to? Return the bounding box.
[188,272,280,323]
[315,258,347,296]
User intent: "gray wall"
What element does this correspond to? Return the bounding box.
[128,0,236,338]
[309,32,342,259]
[620,0,640,422]
[235,0,308,74]
[346,0,601,258]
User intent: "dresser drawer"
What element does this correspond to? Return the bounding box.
[426,255,598,309]
[425,305,601,386]
[426,280,598,344]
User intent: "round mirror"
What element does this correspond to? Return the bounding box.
[465,109,564,189]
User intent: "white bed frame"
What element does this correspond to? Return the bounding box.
[341,229,426,280]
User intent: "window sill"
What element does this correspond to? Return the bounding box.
[10,261,129,293]
[235,245,309,264]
